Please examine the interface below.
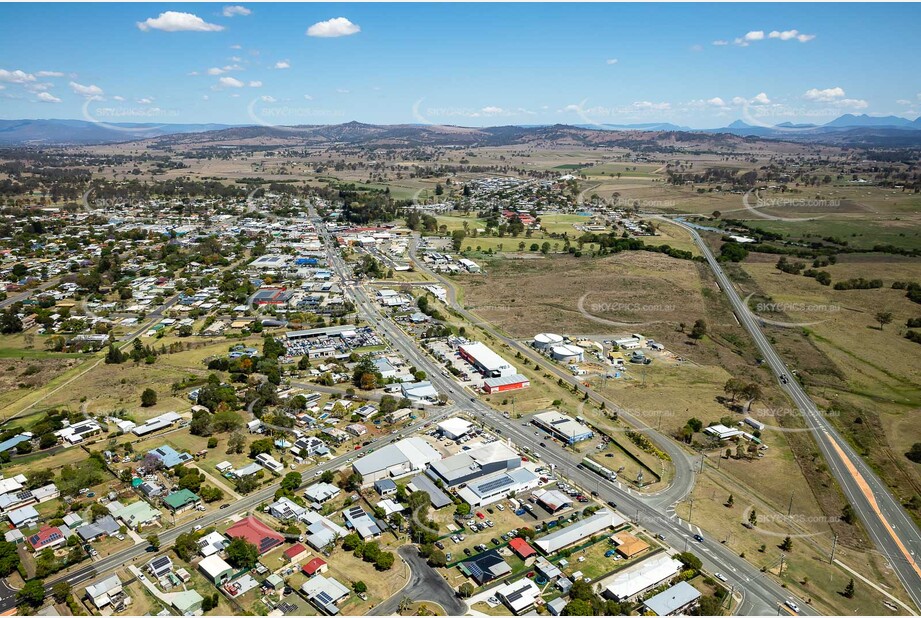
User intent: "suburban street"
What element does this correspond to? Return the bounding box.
[369,546,467,616]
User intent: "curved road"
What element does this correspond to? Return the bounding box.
[370,546,467,616]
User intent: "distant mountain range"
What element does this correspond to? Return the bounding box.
[0,113,920,147]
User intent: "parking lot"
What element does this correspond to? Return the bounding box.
[427,339,486,390]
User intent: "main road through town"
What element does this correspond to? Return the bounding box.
[315,208,817,615]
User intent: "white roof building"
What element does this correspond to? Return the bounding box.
[601,553,684,601]
[534,509,626,554]
[497,578,541,614]
[352,437,442,484]
[437,417,473,440]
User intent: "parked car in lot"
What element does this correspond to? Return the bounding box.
[476,512,485,519]
[435,541,445,550]
[463,547,472,556]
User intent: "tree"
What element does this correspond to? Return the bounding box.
[227,431,246,455]
[146,534,160,549]
[213,410,243,433]
[876,311,893,331]
[190,409,213,436]
[689,319,708,340]
[281,471,302,493]
[780,536,793,552]
[17,580,45,608]
[841,504,857,525]
[726,494,734,507]
[675,552,702,572]
[459,582,474,598]
[141,388,157,407]
[52,581,71,603]
[561,600,593,615]
[723,378,745,402]
[249,438,273,458]
[0,541,21,577]
[375,551,395,570]
[748,508,758,527]
[353,581,367,594]
[427,549,447,567]
[844,578,855,598]
[173,532,200,562]
[207,437,218,449]
[320,470,335,484]
[226,537,259,569]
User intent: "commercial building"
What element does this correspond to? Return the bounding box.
[643,581,702,616]
[407,474,452,509]
[482,374,530,394]
[533,411,593,444]
[352,437,441,485]
[458,342,517,378]
[427,442,521,488]
[600,553,684,601]
[536,489,572,513]
[457,468,539,507]
[534,509,626,554]
[437,417,473,440]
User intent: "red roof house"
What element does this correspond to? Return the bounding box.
[225,516,284,553]
[509,537,536,559]
[28,526,66,551]
[302,557,328,576]
[284,543,309,563]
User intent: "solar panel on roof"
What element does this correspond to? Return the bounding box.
[316,591,333,604]
[477,476,513,494]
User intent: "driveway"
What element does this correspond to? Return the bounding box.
[369,545,467,616]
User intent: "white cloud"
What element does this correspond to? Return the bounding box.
[803,87,846,102]
[707,97,727,107]
[137,11,224,32]
[690,44,703,52]
[218,76,245,88]
[36,71,64,78]
[712,40,728,46]
[306,17,360,38]
[112,95,126,102]
[336,88,350,94]
[230,44,242,50]
[605,58,618,65]
[69,81,104,98]
[897,99,911,106]
[481,106,504,115]
[248,81,262,88]
[36,92,61,103]
[752,92,771,105]
[208,64,242,75]
[207,67,225,76]
[137,97,153,104]
[0,69,37,84]
[260,95,276,102]
[274,60,290,69]
[632,101,671,111]
[769,29,816,43]
[304,94,314,100]
[836,98,868,109]
[202,95,209,100]
[222,5,251,17]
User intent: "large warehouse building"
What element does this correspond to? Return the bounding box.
[533,411,594,444]
[482,374,530,394]
[458,342,517,378]
[427,442,521,488]
[352,437,442,485]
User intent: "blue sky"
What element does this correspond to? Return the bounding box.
[1,3,920,128]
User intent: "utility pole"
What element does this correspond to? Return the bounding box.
[787,490,795,517]
[830,534,838,564]
[779,552,786,576]
[698,455,705,473]
[688,497,694,524]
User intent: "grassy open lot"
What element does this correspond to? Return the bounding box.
[736,254,921,523]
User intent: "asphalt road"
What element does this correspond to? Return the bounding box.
[369,546,467,616]
[319,217,814,615]
[664,216,921,611]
